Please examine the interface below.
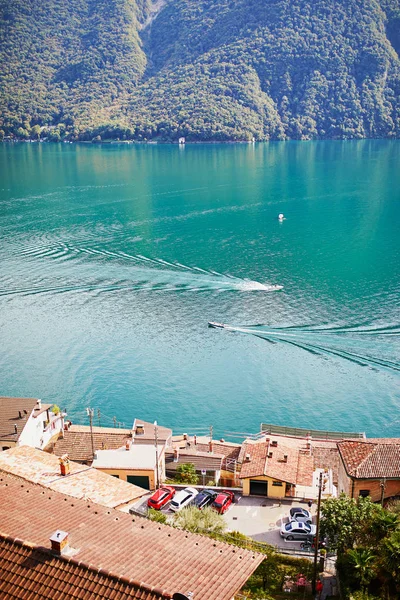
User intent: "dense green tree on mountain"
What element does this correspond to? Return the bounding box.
[0,0,399,140]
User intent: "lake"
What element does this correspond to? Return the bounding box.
[0,141,399,439]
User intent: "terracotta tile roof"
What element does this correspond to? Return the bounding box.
[0,446,147,508]
[133,419,172,444]
[338,441,400,479]
[0,473,264,600]
[165,449,224,472]
[53,425,131,462]
[0,396,38,443]
[196,442,241,469]
[238,441,313,485]
[239,443,269,479]
[0,535,167,600]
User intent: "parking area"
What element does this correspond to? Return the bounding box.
[130,490,317,552]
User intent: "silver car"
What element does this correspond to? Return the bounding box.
[280,521,317,541]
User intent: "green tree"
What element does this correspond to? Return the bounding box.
[175,463,198,485]
[173,505,226,534]
[320,493,378,552]
[347,548,376,591]
[31,125,41,140]
[147,508,167,524]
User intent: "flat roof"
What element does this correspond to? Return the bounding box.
[93,444,164,470]
[0,446,147,508]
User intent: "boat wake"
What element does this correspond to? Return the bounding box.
[1,243,283,296]
[212,323,400,373]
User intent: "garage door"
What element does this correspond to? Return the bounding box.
[250,480,268,496]
[127,475,150,490]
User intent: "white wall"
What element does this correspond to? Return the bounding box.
[18,408,64,450]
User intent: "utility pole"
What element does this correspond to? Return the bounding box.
[86,408,95,459]
[380,478,386,506]
[113,416,117,428]
[312,471,323,595]
[154,421,160,490]
[209,424,213,452]
[97,409,101,427]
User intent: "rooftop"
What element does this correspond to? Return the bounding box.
[53,424,131,462]
[0,535,166,600]
[0,446,147,509]
[0,472,264,600]
[0,396,38,443]
[338,440,400,479]
[132,419,172,444]
[165,449,225,472]
[93,444,164,470]
[239,440,313,486]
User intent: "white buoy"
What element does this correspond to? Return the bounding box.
[278,213,284,221]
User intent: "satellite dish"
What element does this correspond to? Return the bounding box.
[173,594,192,600]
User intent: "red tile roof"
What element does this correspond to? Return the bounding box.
[0,535,167,600]
[238,441,313,485]
[338,441,400,479]
[0,473,263,600]
[53,425,131,462]
[0,396,38,443]
[133,420,172,444]
[0,446,147,508]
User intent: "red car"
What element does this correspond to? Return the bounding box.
[147,486,176,510]
[212,490,235,514]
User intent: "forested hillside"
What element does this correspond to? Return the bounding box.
[1,0,399,141]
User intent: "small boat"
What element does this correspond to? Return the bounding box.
[208,322,226,329]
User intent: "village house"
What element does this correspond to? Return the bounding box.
[0,445,148,510]
[0,396,64,452]
[337,439,400,502]
[238,438,315,498]
[53,424,133,464]
[0,471,264,600]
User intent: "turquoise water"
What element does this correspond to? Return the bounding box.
[0,141,399,438]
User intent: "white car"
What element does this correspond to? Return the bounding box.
[280,521,317,541]
[169,487,198,512]
[289,507,312,524]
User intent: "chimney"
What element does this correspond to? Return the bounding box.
[14,424,18,434]
[283,454,288,463]
[183,433,188,441]
[194,435,197,445]
[245,453,251,462]
[36,399,42,410]
[220,438,225,443]
[306,434,312,451]
[174,448,179,462]
[209,440,213,453]
[50,530,69,555]
[59,454,70,476]
[271,440,278,447]
[125,440,131,451]
[135,424,144,435]
[268,452,273,458]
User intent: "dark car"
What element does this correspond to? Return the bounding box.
[212,490,235,514]
[193,489,218,510]
[147,486,176,510]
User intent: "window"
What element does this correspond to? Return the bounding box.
[272,481,283,486]
[359,490,370,498]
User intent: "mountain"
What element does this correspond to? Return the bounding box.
[0,0,399,141]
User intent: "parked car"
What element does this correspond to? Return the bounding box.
[170,487,198,512]
[280,521,317,541]
[147,486,176,510]
[212,491,235,514]
[193,489,218,510]
[289,507,312,524]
